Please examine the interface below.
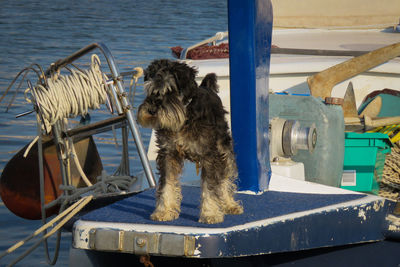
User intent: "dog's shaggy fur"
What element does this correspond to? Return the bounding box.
[137,59,243,224]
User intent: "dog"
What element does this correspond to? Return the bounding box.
[137,59,243,224]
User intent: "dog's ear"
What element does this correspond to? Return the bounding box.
[171,62,198,100]
[200,73,219,93]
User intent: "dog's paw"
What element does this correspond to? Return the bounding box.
[198,213,224,224]
[150,210,179,221]
[225,203,244,215]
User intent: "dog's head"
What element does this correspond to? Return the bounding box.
[137,59,198,131]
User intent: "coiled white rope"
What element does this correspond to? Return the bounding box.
[26,54,107,133]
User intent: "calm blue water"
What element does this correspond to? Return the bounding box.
[0,1,227,265]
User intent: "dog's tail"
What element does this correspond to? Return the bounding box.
[200,73,219,93]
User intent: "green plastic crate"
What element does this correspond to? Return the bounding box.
[341,132,392,194]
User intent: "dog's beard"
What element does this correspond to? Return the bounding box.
[158,96,186,131]
[137,104,158,128]
[137,95,186,132]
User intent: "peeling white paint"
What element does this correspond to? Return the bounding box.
[388,225,400,232]
[358,209,366,221]
[193,243,202,256]
[386,214,400,233]
[387,215,400,226]
[373,200,384,212]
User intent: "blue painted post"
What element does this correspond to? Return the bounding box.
[228,0,273,192]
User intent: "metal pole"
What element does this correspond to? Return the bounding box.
[96,43,156,188]
[52,121,70,189]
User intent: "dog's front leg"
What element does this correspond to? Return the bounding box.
[151,152,183,221]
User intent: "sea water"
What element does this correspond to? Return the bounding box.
[0,1,227,265]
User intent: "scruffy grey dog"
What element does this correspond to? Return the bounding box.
[137,59,243,224]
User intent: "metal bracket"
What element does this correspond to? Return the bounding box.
[88,229,196,256]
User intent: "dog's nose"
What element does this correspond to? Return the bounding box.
[148,107,157,116]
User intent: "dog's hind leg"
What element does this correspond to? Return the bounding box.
[218,177,243,215]
[151,152,183,221]
[199,179,224,224]
[218,150,243,215]
[199,158,225,224]
[212,141,243,216]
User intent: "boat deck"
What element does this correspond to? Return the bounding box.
[73,183,395,258]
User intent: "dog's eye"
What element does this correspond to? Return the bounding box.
[152,91,161,99]
[147,96,161,106]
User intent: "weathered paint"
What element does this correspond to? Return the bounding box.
[72,195,395,258]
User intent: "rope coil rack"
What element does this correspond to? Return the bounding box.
[0,51,146,266]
